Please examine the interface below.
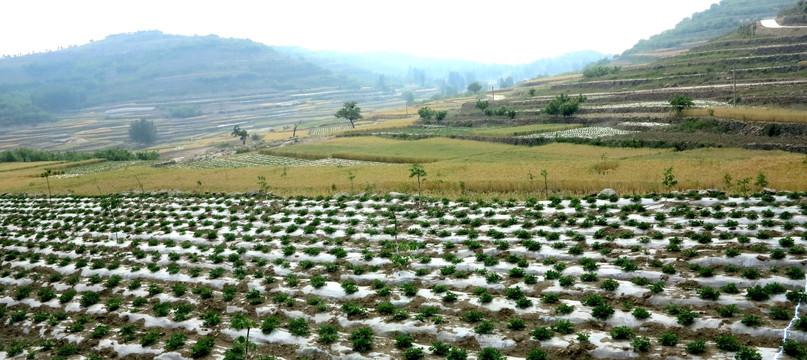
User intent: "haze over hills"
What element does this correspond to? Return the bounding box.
[0,0,801,152]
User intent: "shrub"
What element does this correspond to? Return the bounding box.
[718,304,738,317]
[632,337,651,352]
[447,347,468,360]
[403,347,425,360]
[350,327,374,352]
[430,341,450,356]
[699,287,720,300]
[531,327,554,340]
[395,332,414,349]
[526,348,548,360]
[261,316,280,334]
[508,318,526,330]
[474,320,495,334]
[610,325,634,340]
[659,332,678,346]
[191,336,215,358]
[478,347,504,360]
[677,309,698,326]
[741,315,762,327]
[715,335,741,352]
[592,304,615,320]
[288,318,309,336]
[552,319,574,334]
[686,339,707,354]
[141,330,162,347]
[632,307,651,320]
[735,346,762,360]
[601,279,619,291]
[164,332,187,351]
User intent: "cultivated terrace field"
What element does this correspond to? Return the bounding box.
[0,191,806,360]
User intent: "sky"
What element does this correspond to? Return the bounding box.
[1,0,722,64]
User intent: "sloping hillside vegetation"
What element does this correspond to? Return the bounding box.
[620,0,797,62]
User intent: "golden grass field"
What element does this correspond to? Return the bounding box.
[4,137,806,199]
[685,106,807,123]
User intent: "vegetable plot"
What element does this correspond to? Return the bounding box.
[0,191,805,359]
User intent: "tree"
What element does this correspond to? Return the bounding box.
[435,110,448,122]
[467,81,483,94]
[128,119,157,144]
[662,167,678,191]
[231,125,248,145]
[417,107,435,120]
[544,94,586,117]
[475,100,489,111]
[402,91,415,106]
[409,163,427,199]
[335,101,363,128]
[669,95,694,116]
[41,169,53,202]
[230,314,257,360]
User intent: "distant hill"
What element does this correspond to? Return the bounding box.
[619,0,797,63]
[0,31,361,127]
[275,47,605,93]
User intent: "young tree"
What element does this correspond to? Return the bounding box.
[335,101,363,128]
[669,95,694,116]
[544,94,586,117]
[230,314,257,360]
[417,107,435,120]
[467,81,483,94]
[435,110,448,122]
[409,163,427,199]
[662,167,678,192]
[231,125,248,145]
[41,168,53,202]
[128,119,157,144]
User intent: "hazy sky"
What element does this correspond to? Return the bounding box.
[2,0,722,64]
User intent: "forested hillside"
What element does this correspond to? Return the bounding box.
[0,31,360,127]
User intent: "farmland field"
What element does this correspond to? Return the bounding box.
[0,191,806,360]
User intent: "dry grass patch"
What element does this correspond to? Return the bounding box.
[685,107,807,123]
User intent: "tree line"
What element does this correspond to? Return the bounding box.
[0,148,158,163]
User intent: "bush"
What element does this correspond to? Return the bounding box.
[610,326,634,340]
[544,93,586,117]
[395,332,414,349]
[447,347,468,360]
[140,330,162,347]
[592,304,615,320]
[261,316,280,334]
[350,327,374,352]
[718,304,739,317]
[686,339,707,354]
[164,332,187,351]
[632,337,651,352]
[601,279,619,291]
[430,341,450,356]
[288,318,309,336]
[698,287,720,300]
[531,327,554,340]
[526,348,548,360]
[741,315,762,327]
[318,324,339,344]
[715,335,741,352]
[632,307,651,320]
[191,336,215,358]
[403,347,425,360]
[659,332,678,346]
[478,347,504,360]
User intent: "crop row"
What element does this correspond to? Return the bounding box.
[0,192,806,359]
